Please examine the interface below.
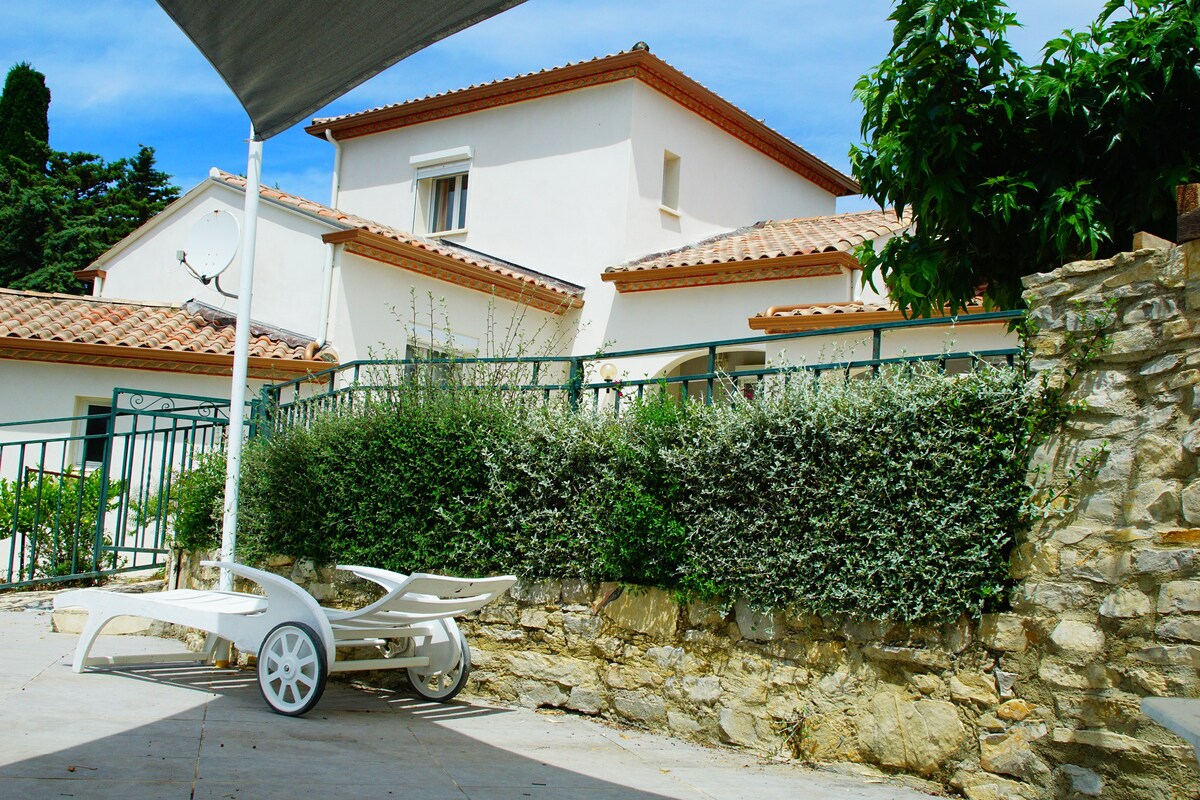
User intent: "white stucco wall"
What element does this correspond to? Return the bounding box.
[623,82,837,263]
[328,251,578,367]
[99,182,334,339]
[335,82,637,284]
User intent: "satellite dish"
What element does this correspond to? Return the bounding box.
[182,210,240,278]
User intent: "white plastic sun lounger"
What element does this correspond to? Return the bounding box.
[53,561,516,716]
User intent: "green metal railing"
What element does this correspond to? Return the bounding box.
[0,388,237,590]
[261,310,1024,420]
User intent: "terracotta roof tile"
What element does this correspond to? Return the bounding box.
[760,300,894,319]
[211,170,583,300]
[0,288,321,361]
[608,209,912,273]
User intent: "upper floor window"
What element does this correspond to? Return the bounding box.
[429,172,468,234]
[411,146,473,236]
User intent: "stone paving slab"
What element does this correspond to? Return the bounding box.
[0,608,937,800]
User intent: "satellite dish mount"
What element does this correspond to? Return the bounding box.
[178,210,240,298]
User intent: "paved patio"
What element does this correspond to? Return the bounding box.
[0,604,937,800]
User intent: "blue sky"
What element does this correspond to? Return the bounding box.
[3,0,1106,212]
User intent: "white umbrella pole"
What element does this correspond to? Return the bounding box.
[219,126,263,591]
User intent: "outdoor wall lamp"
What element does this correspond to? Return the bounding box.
[599,362,618,382]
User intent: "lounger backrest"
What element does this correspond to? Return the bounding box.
[344,573,516,625]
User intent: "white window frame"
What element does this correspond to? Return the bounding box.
[411,146,473,236]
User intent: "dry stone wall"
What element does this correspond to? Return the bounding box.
[173,242,1200,799]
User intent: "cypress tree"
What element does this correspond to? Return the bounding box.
[0,62,51,169]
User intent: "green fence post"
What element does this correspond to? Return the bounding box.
[568,357,583,411]
[92,391,119,573]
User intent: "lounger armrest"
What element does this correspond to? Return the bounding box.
[201,560,336,664]
[336,564,409,591]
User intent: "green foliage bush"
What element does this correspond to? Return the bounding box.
[0,468,121,580]
[174,367,1032,621]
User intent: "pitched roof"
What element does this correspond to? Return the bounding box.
[0,288,333,378]
[306,47,858,197]
[609,209,912,274]
[747,298,989,333]
[211,170,584,312]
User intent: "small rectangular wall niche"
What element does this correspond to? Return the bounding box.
[661,151,681,212]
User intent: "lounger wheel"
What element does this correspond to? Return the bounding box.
[257,621,328,716]
[407,628,471,702]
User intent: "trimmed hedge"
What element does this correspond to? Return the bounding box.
[174,366,1032,621]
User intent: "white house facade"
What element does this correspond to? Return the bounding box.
[1,45,1016,436]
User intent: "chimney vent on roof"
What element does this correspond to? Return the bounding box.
[631,41,649,52]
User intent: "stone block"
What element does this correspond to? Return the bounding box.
[857,694,966,776]
[1075,370,1136,415]
[961,775,1038,800]
[519,608,549,629]
[734,601,784,641]
[1049,620,1105,657]
[1126,479,1182,525]
[718,707,762,747]
[566,687,603,715]
[515,680,568,709]
[1123,296,1179,323]
[560,578,595,605]
[1099,588,1152,619]
[1158,580,1200,614]
[1060,764,1103,797]
[861,645,951,672]
[682,675,723,705]
[685,598,727,628]
[1156,616,1200,643]
[909,674,943,696]
[1015,581,1092,613]
[1037,660,1120,690]
[1131,644,1200,667]
[997,699,1036,722]
[950,672,999,708]
[503,652,594,687]
[1050,727,1153,755]
[509,580,560,606]
[600,587,678,640]
[613,690,667,725]
[980,723,1051,784]
[667,710,702,735]
[1131,548,1198,576]
[1140,353,1181,376]
[1059,549,1127,585]
[1136,433,1188,478]
[645,645,683,670]
[979,614,1028,652]
[562,612,602,640]
[1157,529,1200,546]
[477,602,517,624]
[1183,481,1200,525]
[604,664,657,689]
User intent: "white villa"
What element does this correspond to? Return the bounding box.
[1,45,1014,436]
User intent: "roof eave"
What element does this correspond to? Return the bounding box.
[324,229,583,315]
[747,304,995,333]
[0,337,332,380]
[602,251,858,293]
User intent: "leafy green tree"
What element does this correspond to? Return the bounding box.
[851,0,1200,316]
[0,60,179,294]
[0,62,50,169]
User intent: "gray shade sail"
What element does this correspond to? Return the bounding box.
[156,0,528,140]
